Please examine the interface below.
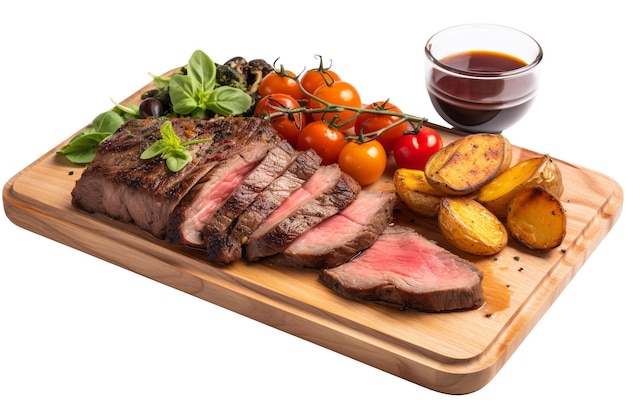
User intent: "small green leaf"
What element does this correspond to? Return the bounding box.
[208,86,252,115]
[149,72,172,90]
[92,110,126,133]
[140,140,168,160]
[57,131,111,164]
[165,150,192,172]
[169,72,200,115]
[110,99,140,119]
[57,109,129,165]
[140,120,209,172]
[186,50,216,94]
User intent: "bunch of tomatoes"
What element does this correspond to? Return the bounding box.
[253,60,443,186]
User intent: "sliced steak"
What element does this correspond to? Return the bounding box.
[319,225,484,312]
[202,140,299,249]
[272,190,397,269]
[244,165,361,262]
[166,139,276,247]
[71,117,280,238]
[206,148,322,264]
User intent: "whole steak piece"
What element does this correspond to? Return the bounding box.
[319,225,485,312]
[71,117,280,238]
[272,190,397,269]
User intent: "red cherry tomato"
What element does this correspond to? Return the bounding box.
[296,121,346,165]
[393,126,443,171]
[308,80,361,131]
[258,70,306,100]
[338,139,387,186]
[300,68,341,95]
[254,93,306,146]
[354,101,410,153]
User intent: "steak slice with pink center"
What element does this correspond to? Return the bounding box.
[206,148,322,264]
[203,140,299,251]
[166,140,276,247]
[244,164,361,262]
[273,190,397,269]
[319,225,484,312]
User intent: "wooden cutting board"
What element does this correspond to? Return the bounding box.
[3,77,623,394]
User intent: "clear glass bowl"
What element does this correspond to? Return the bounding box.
[425,23,543,133]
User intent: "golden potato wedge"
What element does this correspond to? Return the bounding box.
[424,133,512,195]
[477,154,564,218]
[393,168,445,217]
[438,197,508,256]
[506,186,567,251]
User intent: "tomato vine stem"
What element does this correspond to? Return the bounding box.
[262,66,428,143]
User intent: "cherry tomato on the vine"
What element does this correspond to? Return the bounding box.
[354,101,410,153]
[300,68,341,95]
[254,93,306,147]
[296,121,346,165]
[309,80,361,131]
[338,140,387,186]
[393,126,443,171]
[258,70,306,100]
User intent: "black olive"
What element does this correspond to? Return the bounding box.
[139,97,164,118]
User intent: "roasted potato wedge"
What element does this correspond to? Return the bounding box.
[477,154,564,218]
[394,168,445,217]
[424,133,512,195]
[506,186,567,251]
[439,197,508,256]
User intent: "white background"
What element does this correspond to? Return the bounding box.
[2,1,624,415]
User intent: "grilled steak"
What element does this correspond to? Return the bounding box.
[202,140,299,250]
[206,148,322,264]
[166,139,276,247]
[319,225,484,312]
[244,164,361,261]
[72,114,485,313]
[272,190,396,269]
[71,117,280,238]
[244,164,361,262]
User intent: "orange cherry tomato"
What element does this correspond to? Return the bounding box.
[308,80,361,131]
[254,93,305,146]
[300,68,341,95]
[258,70,306,100]
[354,101,410,153]
[338,139,387,186]
[296,121,347,165]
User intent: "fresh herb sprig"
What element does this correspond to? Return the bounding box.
[140,120,212,172]
[168,50,252,118]
[56,104,138,164]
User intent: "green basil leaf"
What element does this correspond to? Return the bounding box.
[57,131,111,164]
[149,72,172,90]
[165,149,191,172]
[140,140,169,160]
[92,110,126,133]
[207,86,252,115]
[169,72,200,115]
[186,50,216,94]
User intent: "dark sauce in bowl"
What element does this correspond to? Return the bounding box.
[427,50,539,133]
